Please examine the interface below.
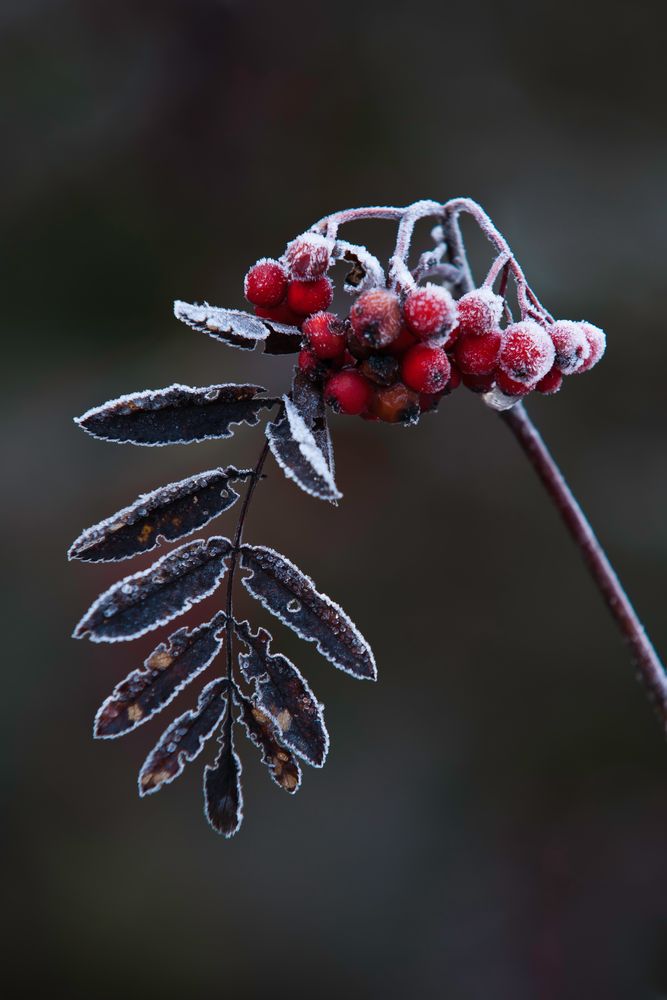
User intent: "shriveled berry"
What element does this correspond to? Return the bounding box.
[255,303,302,327]
[403,283,457,342]
[350,288,402,348]
[286,234,332,280]
[549,320,590,375]
[346,325,373,360]
[302,311,346,359]
[286,276,333,316]
[298,348,327,382]
[495,369,532,397]
[498,321,555,385]
[461,371,496,393]
[455,287,504,337]
[360,353,400,386]
[369,383,420,424]
[576,322,606,373]
[386,324,418,357]
[535,366,563,395]
[455,329,502,375]
[324,371,373,415]
[401,344,451,394]
[244,258,288,307]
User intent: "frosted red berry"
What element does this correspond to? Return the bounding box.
[419,391,445,413]
[324,370,373,415]
[549,320,590,375]
[350,288,402,349]
[403,284,457,342]
[286,276,334,316]
[498,321,555,385]
[455,329,502,375]
[369,383,420,424]
[576,322,606,373]
[495,369,532,397]
[255,303,302,327]
[401,344,451,394]
[386,324,418,357]
[447,362,461,392]
[455,287,504,337]
[302,312,346,359]
[286,234,332,280]
[297,348,326,381]
[244,259,288,308]
[461,371,496,393]
[535,366,563,395]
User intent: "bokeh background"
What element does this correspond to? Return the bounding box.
[3,1,667,996]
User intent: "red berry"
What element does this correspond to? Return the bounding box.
[447,361,462,392]
[576,322,606,373]
[455,329,502,375]
[369,383,420,424]
[401,344,451,394]
[386,324,418,357]
[419,391,445,413]
[498,321,555,385]
[286,276,333,316]
[324,371,373,415]
[350,288,402,348]
[244,259,288,307]
[255,303,302,327]
[461,371,496,393]
[495,369,532,397]
[549,320,590,375]
[302,312,346,359]
[403,283,457,342]
[535,366,563,395]
[286,234,332,280]
[298,349,326,381]
[455,288,504,337]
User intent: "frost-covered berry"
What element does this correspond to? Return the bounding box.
[324,371,373,415]
[400,344,451,394]
[454,329,502,375]
[387,324,418,357]
[498,321,555,385]
[403,284,457,341]
[350,288,402,349]
[244,258,288,307]
[302,312,346,359]
[549,320,591,375]
[419,391,445,413]
[286,233,332,280]
[576,322,606,373]
[535,366,563,395]
[495,370,532,397]
[369,383,420,424]
[455,287,504,337]
[286,276,334,316]
[255,303,302,327]
[461,371,496,393]
[298,348,326,382]
[446,361,462,393]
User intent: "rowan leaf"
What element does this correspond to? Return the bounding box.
[73,536,232,643]
[203,726,244,837]
[69,467,251,563]
[235,691,302,793]
[234,618,328,767]
[75,383,275,446]
[240,545,376,680]
[139,677,229,795]
[174,300,301,352]
[94,612,227,738]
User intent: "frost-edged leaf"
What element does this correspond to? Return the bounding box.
[69,467,251,563]
[174,300,301,355]
[234,619,328,767]
[333,240,386,293]
[94,612,226,738]
[236,691,302,793]
[139,677,228,795]
[75,383,274,446]
[73,536,232,643]
[204,726,243,837]
[240,545,376,681]
[266,372,339,502]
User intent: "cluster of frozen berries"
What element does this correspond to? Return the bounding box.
[243,236,606,423]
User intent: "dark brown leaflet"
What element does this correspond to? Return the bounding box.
[173,300,300,354]
[239,545,376,680]
[139,677,228,795]
[235,692,301,793]
[234,618,328,767]
[68,467,251,563]
[204,728,243,837]
[75,383,275,446]
[94,612,227,738]
[73,536,232,642]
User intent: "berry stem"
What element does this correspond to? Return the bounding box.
[500,403,667,727]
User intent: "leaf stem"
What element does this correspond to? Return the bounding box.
[500,404,667,725]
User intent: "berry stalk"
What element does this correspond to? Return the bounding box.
[500,403,667,725]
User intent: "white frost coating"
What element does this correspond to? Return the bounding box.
[174,300,301,340]
[481,387,522,412]
[203,742,244,838]
[273,396,342,501]
[549,320,591,375]
[286,233,334,280]
[332,240,386,292]
[138,677,228,797]
[240,544,377,682]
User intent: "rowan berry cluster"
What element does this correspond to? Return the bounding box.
[243,229,605,424]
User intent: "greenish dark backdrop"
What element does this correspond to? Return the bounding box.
[3,1,667,996]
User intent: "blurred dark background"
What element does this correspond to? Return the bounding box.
[3,0,667,996]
